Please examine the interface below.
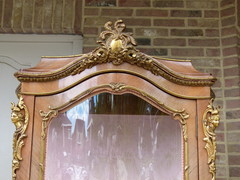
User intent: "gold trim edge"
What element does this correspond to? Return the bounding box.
[11,96,29,180]
[39,82,190,180]
[15,20,216,87]
[202,99,220,180]
[19,69,211,100]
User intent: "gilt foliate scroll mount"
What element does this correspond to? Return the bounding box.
[15,19,216,87]
[97,20,137,53]
[11,96,29,180]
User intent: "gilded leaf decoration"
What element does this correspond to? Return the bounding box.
[202,99,220,180]
[11,96,29,180]
[39,109,58,179]
[15,20,216,86]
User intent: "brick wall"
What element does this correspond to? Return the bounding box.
[0,0,82,34]
[1,0,240,179]
[221,0,240,179]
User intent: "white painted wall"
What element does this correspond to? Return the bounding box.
[0,34,82,180]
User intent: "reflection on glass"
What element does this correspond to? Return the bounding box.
[45,93,183,180]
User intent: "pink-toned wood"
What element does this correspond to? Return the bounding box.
[197,99,213,180]
[14,45,215,180]
[20,61,212,99]
[29,99,48,180]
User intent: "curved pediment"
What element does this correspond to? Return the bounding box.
[15,20,216,87]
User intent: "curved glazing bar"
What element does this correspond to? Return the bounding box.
[45,93,183,180]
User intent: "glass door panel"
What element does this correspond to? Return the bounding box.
[45,93,183,180]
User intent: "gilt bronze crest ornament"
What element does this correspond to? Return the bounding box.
[15,20,216,87]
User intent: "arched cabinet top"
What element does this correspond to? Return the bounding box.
[15,20,216,99]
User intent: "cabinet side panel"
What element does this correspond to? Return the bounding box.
[185,100,199,180]
[30,98,46,180]
[197,99,212,180]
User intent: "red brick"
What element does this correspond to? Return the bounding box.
[154,19,185,27]
[226,110,240,119]
[216,121,225,131]
[221,26,237,36]
[12,0,23,32]
[221,0,235,7]
[52,0,64,34]
[225,88,240,97]
[33,0,44,33]
[216,154,227,165]
[2,0,13,32]
[171,10,202,17]
[101,9,133,16]
[228,144,240,153]
[238,1,240,26]
[224,66,239,77]
[135,28,168,37]
[205,29,220,37]
[217,144,226,153]
[204,10,219,18]
[119,0,150,7]
[83,27,98,35]
[227,132,240,143]
[86,0,116,6]
[221,6,235,17]
[171,48,204,57]
[212,79,222,88]
[186,1,218,9]
[216,166,227,177]
[227,122,240,131]
[75,0,83,34]
[84,8,99,16]
[62,0,75,34]
[122,18,151,26]
[203,68,222,78]
[223,47,238,56]
[225,78,240,87]
[153,1,184,8]
[85,17,117,26]
[215,178,227,180]
[136,38,151,45]
[222,36,238,46]
[136,9,168,17]
[83,37,98,45]
[192,58,220,68]
[217,132,225,142]
[42,0,53,33]
[206,48,221,57]
[189,39,220,47]
[223,57,239,66]
[171,29,203,36]
[222,16,236,27]
[153,38,186,46]
[22,0,33,33]
[188,19,219,27]
[226,99,240,109]
[230,167,240,177]
[229,155,240,165]
[138,48,168,56]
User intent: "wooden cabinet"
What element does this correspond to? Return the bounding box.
[11,20,220,180]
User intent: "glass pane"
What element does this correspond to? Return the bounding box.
[45,93,183,180]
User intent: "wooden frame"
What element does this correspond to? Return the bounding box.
[11,20,219,180]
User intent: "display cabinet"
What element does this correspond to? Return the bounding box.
[11,20,220,180]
